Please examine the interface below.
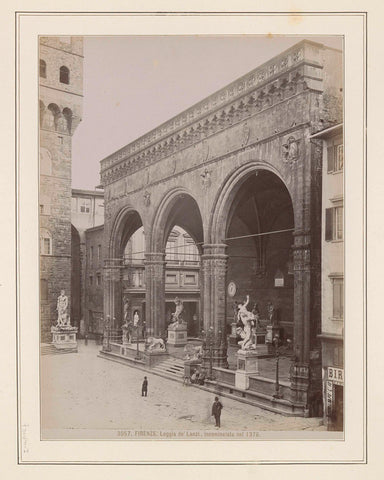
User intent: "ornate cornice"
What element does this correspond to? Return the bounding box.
[100,40,328,186]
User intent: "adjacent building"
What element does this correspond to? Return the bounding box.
[311,124,344,430]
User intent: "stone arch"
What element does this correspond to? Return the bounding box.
[209,161,295,244]
[109,205,144,259]
[46,103,60,130]
[150,187,205,254]
[62,107,73,133]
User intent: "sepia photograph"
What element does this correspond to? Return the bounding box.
[38,34,345,440]
[9,6,370,469]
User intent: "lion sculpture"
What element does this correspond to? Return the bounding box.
[146,336,166,352]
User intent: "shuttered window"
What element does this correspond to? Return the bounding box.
[325,206,343,241]
[332,278,344,319]
[327,143,343,173]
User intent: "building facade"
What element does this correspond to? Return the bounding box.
[71,188,104,333]
[312,124,344,430]
[100,40,343,412]
[39,36,83,342]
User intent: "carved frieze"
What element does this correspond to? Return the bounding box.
[100,42,324,186]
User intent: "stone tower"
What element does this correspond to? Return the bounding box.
[39,36,83,342]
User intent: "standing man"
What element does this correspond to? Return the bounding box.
[211,396,223,428]
[141,376,148,397]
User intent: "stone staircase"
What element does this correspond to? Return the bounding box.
[151,357,185,380]
[41,343,77,355]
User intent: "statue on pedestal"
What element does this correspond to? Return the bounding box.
[56,290,69,327]
[168,297,185,330]
[236,295,256,350]
[123,297,130,323]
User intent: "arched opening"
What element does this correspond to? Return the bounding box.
[109,209,144,331]
[222,169,295,348]
[59,65,70,84]
[151,191,204,338]
[47,103,60,130]
[164,225,201,337]
[62,107,73,133]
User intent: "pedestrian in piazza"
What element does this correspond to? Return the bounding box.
[141,376,148,397]
[211,396,223,428]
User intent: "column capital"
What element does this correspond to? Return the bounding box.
[202,243,228,258]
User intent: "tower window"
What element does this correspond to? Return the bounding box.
[40,59,47,78]
[40,229,52,255]
[59,66,70,84]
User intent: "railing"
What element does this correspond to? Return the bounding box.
[109,328,123,344]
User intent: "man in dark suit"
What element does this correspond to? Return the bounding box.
[142,376,148,397]
[211,396,223,428]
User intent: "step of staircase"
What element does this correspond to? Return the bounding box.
[151,357,185,379]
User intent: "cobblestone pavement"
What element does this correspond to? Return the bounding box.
[41,341,325,439]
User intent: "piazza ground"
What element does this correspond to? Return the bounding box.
[41,341,326,440]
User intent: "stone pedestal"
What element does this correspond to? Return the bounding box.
[167,322,187,346]
[184,358,202,377]
[51,326,78,351]
[235,349,259,390]
[145,349,169,368]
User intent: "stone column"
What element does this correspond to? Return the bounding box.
[201,244,228,368]
[103,261,122,331]
[291,230,311,406]
[144,252,166,337]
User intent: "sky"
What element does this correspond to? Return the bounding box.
[71,35,342,190]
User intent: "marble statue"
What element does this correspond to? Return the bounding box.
[123,297,130,322]
[171,297,184,323]
[236,295,256,350]
[56,290,69,326]
[133,310,140,327]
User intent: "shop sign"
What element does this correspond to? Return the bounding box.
[328,367,344,385]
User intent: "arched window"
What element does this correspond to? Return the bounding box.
[47,103,60,130]
[40,229,52,255]
[59,66,70,84]
[62,107,73,133]
[40,59,47,78]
